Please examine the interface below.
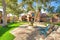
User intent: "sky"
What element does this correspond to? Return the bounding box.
[18,0,60,7]
[18,0,22,3]
[18,0,60,12]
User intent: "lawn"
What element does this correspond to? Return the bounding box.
[0,21,28,40]
[56,23,60,26]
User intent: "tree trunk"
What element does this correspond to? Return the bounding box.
[34,1,38,22]
[2,0,7,26]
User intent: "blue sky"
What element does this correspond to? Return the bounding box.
[18,0,60,7]
[18,0,36,9]
[18,0,22,3]
[18,0,60,10]
[18,0,36,6]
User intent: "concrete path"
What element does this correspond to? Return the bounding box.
[10,25,42,40]
[45,27,60,40]
[10,24,60,40]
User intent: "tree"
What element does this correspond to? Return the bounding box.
[1,0,18,26]
[47,6,55,13]
[20,0,57,26]
[56,5,60,13]
[2,0,7,26]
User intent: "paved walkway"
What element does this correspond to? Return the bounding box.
[10,25,42,40]
[45,26,60,40]
[34,22,46,27]
[10,24,60,40]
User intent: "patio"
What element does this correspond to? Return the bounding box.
[10,24,59,40]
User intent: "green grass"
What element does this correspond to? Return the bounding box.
[0,21,28,40]
[56,23,60,26]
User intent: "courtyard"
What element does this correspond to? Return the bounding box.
[0,0,60,40]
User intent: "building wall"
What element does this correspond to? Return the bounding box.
[0,11,3,23]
